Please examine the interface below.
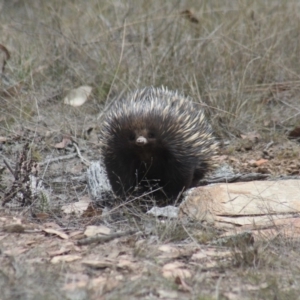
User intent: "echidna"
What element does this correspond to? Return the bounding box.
[99,86,218,204]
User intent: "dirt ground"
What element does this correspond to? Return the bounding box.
[1,137,300,300]
[1,1,300,300]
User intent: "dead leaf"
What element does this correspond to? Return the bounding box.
[35,213,50,220]
[81,202,102,218]
[62,197,91,215]
[206,248,233,258]
[201,260,220,269]
[51,255,82,264]
[25,240,38,246]
[157,289,178,299]
[84,225,111,237]
[62,273,91,291]
[64,86,92,107]
[4,247,28,256]
[158,245,181,258]
[162,261,192,279]
[180,10,199,24]
[254,158,268,166]
[89,276,120,292]
[10,217,22,224]
[3,224,25,233]
[43,222,62,229]
[191,248,232,260]
[174,276,192,292]
[229,156,239,163]
[190,251,207,260]
[0,137,7,142]
[117,259,137,271]
[71,234,86,241]
[248,159,257,166]
[48,248,71,257]
[43,228,69,240]
[233,282,268,292]
[54,136,72,149]
[223,292,240,300]
[82,259,115,269]
[159,244,179,253]
[69,230,84,238]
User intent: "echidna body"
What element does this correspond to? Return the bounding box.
[99,87,218,203]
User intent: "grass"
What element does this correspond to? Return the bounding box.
[2,1,300,137]
[0,0,300,299]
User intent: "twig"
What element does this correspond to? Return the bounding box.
[263,141,274,152]
[198,173,270,185]
[3,159,15,178]
[39,143,90,167]
[2,189,20,206]
[77,230,137,246]
[39,153,77,167]
[0,43,10,74]
[73,143,90,166]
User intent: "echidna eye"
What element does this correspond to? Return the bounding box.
[148,132,155,138]
[129,133,135,141]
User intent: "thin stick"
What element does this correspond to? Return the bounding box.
[3,159,15,178]
[39,153,77,167]
[77,230,137,246]
[73,143,90,166]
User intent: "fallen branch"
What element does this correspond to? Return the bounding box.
[39,153,77,167]
[77,230,137,246]
[198,173,270,185]
[73,142,90,166]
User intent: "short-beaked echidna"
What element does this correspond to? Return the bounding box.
[99,86,218,204]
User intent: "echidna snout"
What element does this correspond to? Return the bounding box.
[136,136,148,146]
